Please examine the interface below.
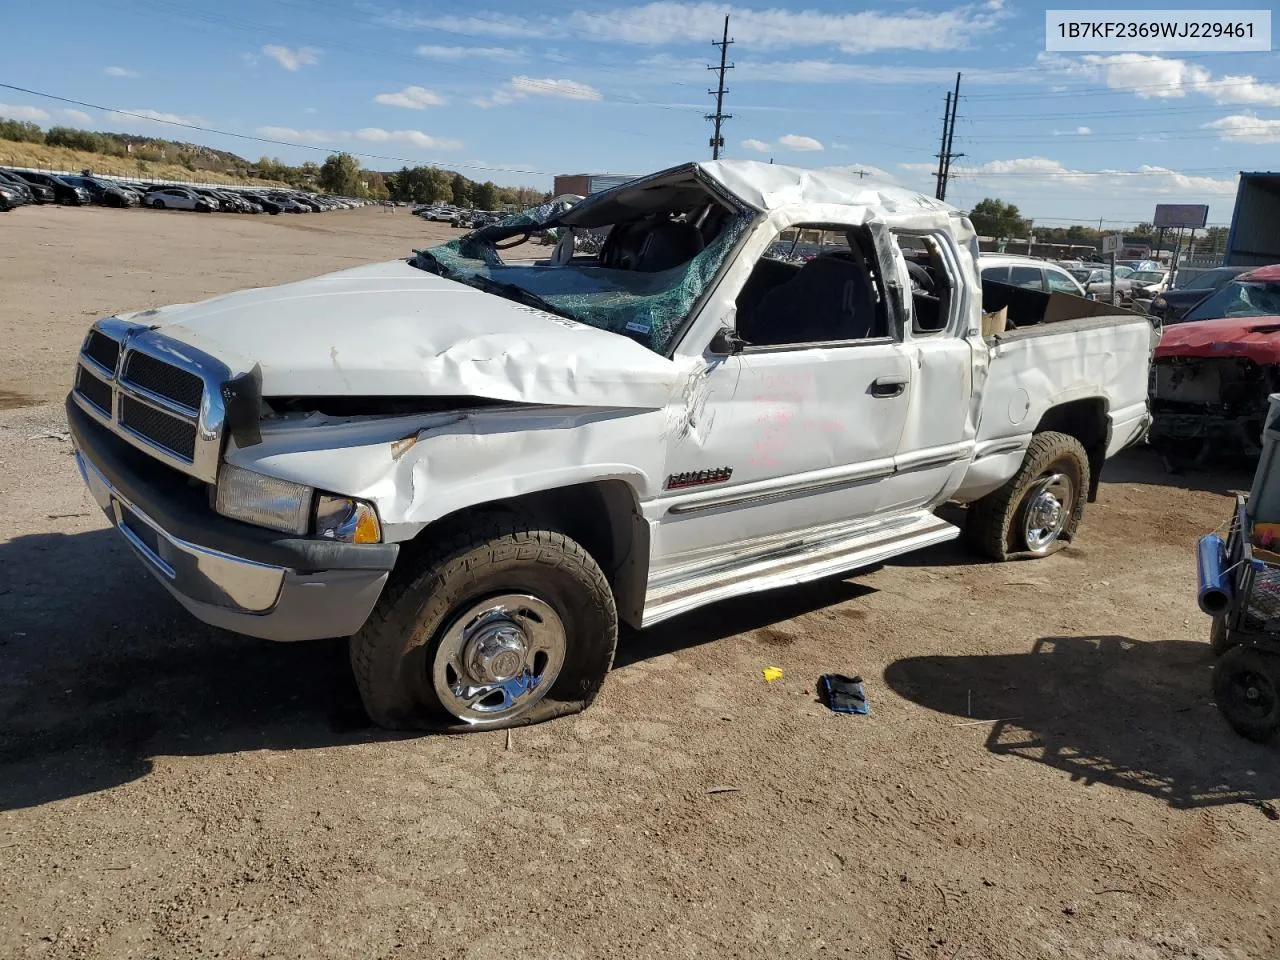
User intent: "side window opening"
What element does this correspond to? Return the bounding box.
[735,224,889,348]
[1008,265,1044,290]
[895,233,954,334]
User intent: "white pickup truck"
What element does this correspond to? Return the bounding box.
[66,161,1154,731]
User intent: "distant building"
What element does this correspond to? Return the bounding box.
[553,173,639,197]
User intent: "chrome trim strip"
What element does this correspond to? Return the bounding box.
[666,458,896,516]
[117,419,196,465]
[896,441,974,472]
[80,352,117,381]
[116,378,200,418]
[973,439,1025,459]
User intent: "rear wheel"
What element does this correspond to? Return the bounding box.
[151,199,165,209]
[1213,646,1280,743]
[1210,615,1236,657]
[350,515,618,731]
[967,431,1090,560]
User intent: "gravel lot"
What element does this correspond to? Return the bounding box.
[1,206,1278,960]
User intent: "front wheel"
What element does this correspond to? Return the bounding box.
[350,516,618,731]
[151,199,165,209]
[966,431,1090,560]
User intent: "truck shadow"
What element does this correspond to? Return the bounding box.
[0,528,875,810]
[0,528,395,812]
[884,635,1280,811]
[1104,446,1255,497]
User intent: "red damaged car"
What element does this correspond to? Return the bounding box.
[1149,264,1280,464]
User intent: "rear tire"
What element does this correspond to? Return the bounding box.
[152,199,165,209]
[967,431,1090,561]
[350,515,618,731]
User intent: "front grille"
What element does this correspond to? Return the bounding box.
[122,352,203,411]
[120,395,197,460]
[75,368,113,415]
[83,331,120,374]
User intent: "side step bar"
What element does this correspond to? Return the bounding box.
[641,511,960,628]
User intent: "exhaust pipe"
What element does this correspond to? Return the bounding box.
[1196,533,1231,616]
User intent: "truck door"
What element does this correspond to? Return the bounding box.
[884,229,978,512]
[651,222,913,572]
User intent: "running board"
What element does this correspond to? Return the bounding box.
[640,511,960,628]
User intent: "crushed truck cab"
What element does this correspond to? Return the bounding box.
[67,160,1155,731]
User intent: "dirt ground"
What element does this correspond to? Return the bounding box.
[1,206,1277,960]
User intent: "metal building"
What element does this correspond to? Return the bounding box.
[1225,172,1280,266]
[553,173,639,197]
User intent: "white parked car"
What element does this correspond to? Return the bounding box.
[143,187,216,212]
[68,160,1154,732]
[978,253,1089,298]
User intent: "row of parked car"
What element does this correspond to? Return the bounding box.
[0,168,368,215]
[412,203,506,230]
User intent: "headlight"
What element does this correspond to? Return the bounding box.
[314,495,382,543]
[215,464,312,534]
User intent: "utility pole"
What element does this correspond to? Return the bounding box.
[934,73,964,202]
[706,15,734,160]
[934,92,951,200]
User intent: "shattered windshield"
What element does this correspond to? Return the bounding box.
[411,186,752,355]
[1184,280,1280,323]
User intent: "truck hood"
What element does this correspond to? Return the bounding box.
[121,259,690,409]
[1156,315,1280,365]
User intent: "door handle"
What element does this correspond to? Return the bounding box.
[870,375,907,398]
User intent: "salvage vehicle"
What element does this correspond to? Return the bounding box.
[66,161,1154,731]
[1150,265,1252,324]
[8,169,90,205]
[1149,266,1280,464]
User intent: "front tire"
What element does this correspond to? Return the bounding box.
[152,199,165,209]
[967,431,1090,560]
[350,515,618,731]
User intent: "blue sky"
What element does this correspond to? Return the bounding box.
[1,0,1276,224]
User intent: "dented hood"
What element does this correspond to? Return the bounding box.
[1156,315,1280,365]
[122,259,688,408]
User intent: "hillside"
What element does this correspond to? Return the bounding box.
[0,139,288,187]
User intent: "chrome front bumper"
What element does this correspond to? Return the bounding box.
[74,446,390,643]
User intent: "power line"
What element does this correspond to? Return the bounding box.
[705,15,734,160]
[0,82,555,177]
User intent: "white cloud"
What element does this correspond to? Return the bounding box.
[256,126,346,143]
[373,85,447,109]
[385,13,551,38]
[303,107,318,115]
[741,138,771,152]
[104,66,139,78]
[638,53,1027,87]
[1043,52,1280,107]
[1051,125,1092,136]
[0,103,50,122]
[355,128,464,150]
[1204,113,1280,144]
[59,109,94,125]
[414,44,524,62]
[778,133,824,152]
[475,75,603,107]
[1076,126,1091,135]
[901,155,1238,197]
[107,108,201,126]
[261,45,321,71]
[384,3,1004,53]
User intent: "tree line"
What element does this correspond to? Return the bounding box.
[0,121,549,207]
[965,196,1227,250]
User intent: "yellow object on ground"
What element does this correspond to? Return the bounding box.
[762,667,784,684]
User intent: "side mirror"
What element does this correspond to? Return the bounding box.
[709,326,746,356]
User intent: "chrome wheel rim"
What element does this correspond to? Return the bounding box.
[431,594,566,726]
[1022,472,1074,554]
